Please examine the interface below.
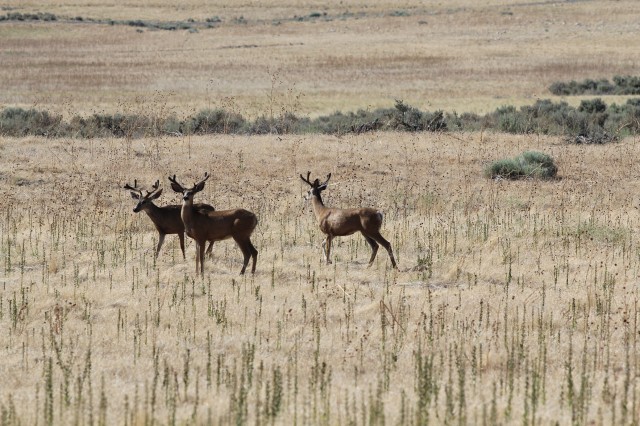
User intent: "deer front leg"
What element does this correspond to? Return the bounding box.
[194,241,200,274]
[155,233,166,259]
[198,241,206,276]
[178,232,186,260]
[322,236,333,264]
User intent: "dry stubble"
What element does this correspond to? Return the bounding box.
[2,132,640,423]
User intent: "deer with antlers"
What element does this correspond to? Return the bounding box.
[300,172,397,269]
[168,173,258,275]
[123,180,215,260]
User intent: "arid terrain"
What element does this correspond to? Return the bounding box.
[2,0,640,117]
[2,1,640,424]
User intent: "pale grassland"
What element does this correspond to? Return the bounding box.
[2,132,640,424]
[3,0,640,424]
[1,1,640,117]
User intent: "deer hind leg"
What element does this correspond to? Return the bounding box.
[322,236,333,264]
[234,237,252,275]
[370,232,398,269]
[248,240,258,274]
[198,241,207,276]
[362,234,379,266]
[205,241,214,259]
[155,233,166,259]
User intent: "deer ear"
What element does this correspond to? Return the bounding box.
[318,184,327,191]
[170,183,183,193]
[150,188,163,199]
[130,192,140,200]
[195,181,206,192]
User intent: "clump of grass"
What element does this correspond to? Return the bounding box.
[485,151,558,180]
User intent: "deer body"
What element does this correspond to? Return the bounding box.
[302,172,397,269]
[124,180,214,259]
[170,174,258,276]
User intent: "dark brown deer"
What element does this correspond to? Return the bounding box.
[168,173,258,275]
[124,180,214,260]
[300,172,397,269]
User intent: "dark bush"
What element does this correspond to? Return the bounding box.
[246,113,304,134]
[183,109,245,134]
[0,108,62,137]
[1,97,640,139]
[308,109,385,134]
[389,100,447,132]
[550,75,640,96]
[578,98,606,114]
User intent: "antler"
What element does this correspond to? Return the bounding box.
[194,172,210,187]
[143,180,162,197]
[300,172,331,188]
[168,174,185,193]
[300,171,312,186]
[123,179,142,194]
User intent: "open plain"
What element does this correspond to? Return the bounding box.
[2,0,640,424]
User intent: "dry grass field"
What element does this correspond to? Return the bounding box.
[1,0,640,117]
[3,0,640,424]
[2,132,640,424]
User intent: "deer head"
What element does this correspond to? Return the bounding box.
[169,173,210,203]
[124,180,163,212]
[300,172,331,200]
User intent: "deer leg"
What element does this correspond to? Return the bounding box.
[178,232,186,260]
[370,232,398,269]
[194,241,200,274]
[234,237,251,275]
[205,241,214,258]
[248,240,258,274]
[198,241,206,276]
[323,236,333,264]
[155,233,166,259]
[363,234,379,266]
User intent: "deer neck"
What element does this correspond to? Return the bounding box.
[143,202,163,223]
[311,194,329,222]
[180,198,196,226]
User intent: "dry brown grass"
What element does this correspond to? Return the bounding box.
[3,1,640,423]
[2,132,640,423]
[1,1,640,117]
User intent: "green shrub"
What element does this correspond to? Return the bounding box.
[485,151,557,180]
[549,75,640,96]
[1,98,639,139]
[0,108,62,137]
[578,98,607,114]
[183,109,245,134]
[388,100,447,132]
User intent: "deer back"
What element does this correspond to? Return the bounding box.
[319,207,382,237]
[182,207,257,241]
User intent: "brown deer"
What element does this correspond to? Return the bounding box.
[300,172,397,269]
[168,173,258,275]
[124,180,215,260]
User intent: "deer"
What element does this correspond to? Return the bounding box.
[168,173,258,276]
[123,180,215,260]
[300,172,397,269]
